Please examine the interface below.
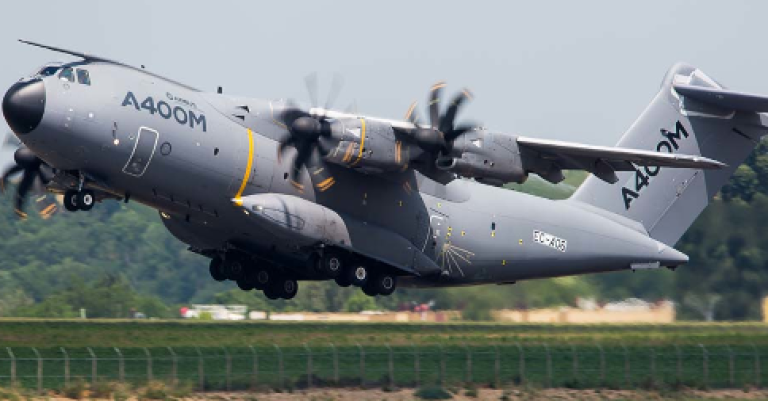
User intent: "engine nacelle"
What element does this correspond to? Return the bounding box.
[437,132,527,186]
[324,118,410,174]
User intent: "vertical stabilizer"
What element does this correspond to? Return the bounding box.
[571,63,768,246]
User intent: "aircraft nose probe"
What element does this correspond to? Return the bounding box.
[2,79,46,135]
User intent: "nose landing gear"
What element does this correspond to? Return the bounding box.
[63,189,95,212]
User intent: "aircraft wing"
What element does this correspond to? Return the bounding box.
[515,136,725,183]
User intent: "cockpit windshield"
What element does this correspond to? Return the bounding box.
[33,62,63,78]
[38,66,59,77]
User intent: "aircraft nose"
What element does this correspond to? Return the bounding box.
[2,79,46,135]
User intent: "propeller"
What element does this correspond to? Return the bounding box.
[1,144,55,219]
[275,74,344,192]
[405,82,477,155]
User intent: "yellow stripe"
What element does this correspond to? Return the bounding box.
[316,177,336,191]
[233,128,255,206]
[342,142,354,163]
[350,118,366,166]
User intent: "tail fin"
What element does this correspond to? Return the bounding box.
[571,63,768,246]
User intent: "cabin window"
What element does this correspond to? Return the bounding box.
[76,69,91,85]
[491,222,496,231]
[59,67,75,82]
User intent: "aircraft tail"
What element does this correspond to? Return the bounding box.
[571,63,768,246]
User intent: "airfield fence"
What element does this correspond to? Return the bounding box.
[0,344,765,392]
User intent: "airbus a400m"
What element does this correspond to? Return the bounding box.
[3,40,765,300]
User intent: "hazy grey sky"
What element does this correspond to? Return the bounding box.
[1,0,766,148]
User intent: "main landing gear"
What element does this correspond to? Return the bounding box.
[313,250,398,297]
[63,189,95,212]
[209,256,299,300]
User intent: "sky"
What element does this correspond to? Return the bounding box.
[0,0,766,156]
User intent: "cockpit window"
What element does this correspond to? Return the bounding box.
[39,66,60,77]
[59,68,75,82]
[77,69,91,85]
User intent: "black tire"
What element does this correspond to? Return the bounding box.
[77,190,95,211]
[252,268,271,291]
[362,282,378,297]
[263,286,280,300]
[279,277,299,300]
[222,259,245,281]
[373,274,397,296]
[319,251,343,278]
[63,190,79,212]
[345,265,369,287]
[209,258,226,282]
[334,275,352,288]
[236,277,254,291]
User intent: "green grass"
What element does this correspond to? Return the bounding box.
[0,320,767,391]
[0,319,767,347]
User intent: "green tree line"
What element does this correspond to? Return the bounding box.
[0,142,767,320]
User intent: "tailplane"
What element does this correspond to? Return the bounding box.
[571,63,768,246]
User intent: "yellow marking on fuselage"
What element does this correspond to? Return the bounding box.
[350,118,366,166]
[233,128,255,206]
[342,142,355,163]
[316,177,336,192]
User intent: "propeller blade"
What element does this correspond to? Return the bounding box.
[429,81,445,129]
[445,123,476,143]
[304,72,319,109]
[324,73,345,111]
[289,141,313,189]
[277,135,297,162]
[38,164,54,184]
[344,99,359,115]
[307,146,336,192]
[440,89,472,134]
[1,164,24,193]
[14,170,36,217]
[404,101,420,126]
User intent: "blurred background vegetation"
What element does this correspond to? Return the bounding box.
[1,139,768,321]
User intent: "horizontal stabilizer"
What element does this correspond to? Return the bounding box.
[674,84,768,113]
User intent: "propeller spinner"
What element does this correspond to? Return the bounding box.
[405,82,477,155]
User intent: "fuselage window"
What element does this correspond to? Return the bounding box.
[76,69,91,86]
[59,68,75,83]
[39,66,59,77]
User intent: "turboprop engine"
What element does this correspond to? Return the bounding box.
[436,131,528,186]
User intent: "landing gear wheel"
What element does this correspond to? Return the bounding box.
[277,277,298,300]
[222,259,245,281]
[63,190,79,212]
[345,265,369,287]
[319,251,343,279]
[236,277,254,291]
[77,190,95,211]
[334,275,352,288]
[362,283,378,297]
[372,273,397,296]
[252,269,271,291]
[263,286,280,300]
[209,258,226,282]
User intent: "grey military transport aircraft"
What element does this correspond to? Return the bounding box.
[2,39,765,300]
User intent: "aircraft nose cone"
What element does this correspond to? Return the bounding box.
[2,79,46,135]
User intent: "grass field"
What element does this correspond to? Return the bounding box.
[1,319,767,347]
[0,320,767,391]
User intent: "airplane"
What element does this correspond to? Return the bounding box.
[2,39,765,301]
